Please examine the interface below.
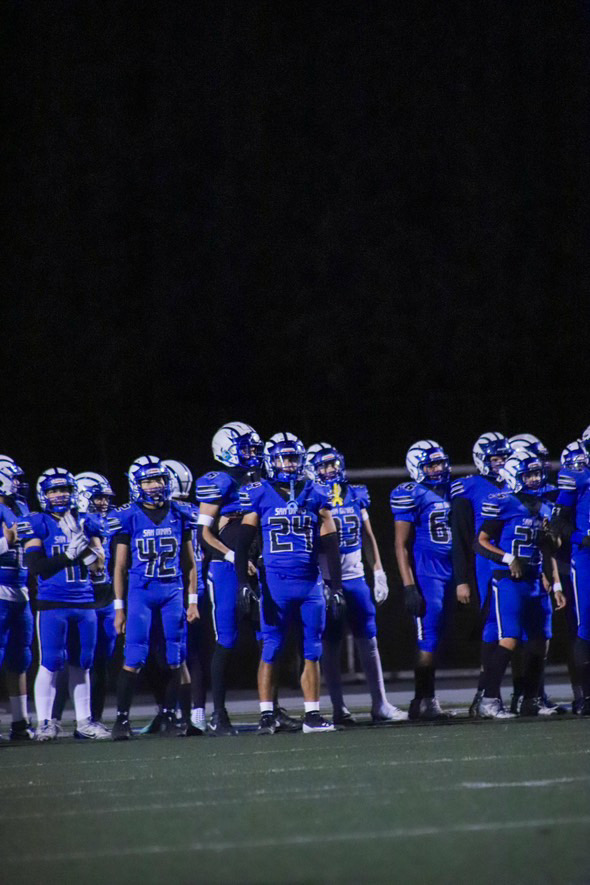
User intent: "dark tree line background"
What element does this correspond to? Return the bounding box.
[2,1,589,669]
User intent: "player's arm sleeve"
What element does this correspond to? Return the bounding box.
[474,518,505,562]
[235,521,258,585]
[24,547,71,579]
[451,497,474,584]
[320,530,342,589]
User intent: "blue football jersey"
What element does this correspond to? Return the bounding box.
[555,466,590,548]
[185,500,205,593]
[480,492,552,577]
[111,501,194,583]
[240,479,331,579]
[320,482,369,580]
[390,482,452,580]
[0,501,28,592]
[23,511,95,604]
[450,474,506,534]
[195,470,245,517]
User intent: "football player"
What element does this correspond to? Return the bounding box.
[550,434,590,715]
[110,456,198,740]
[163,458,208,734]
[0,458,34,739]
[450,432,512,715]
[76,472,117,727]
[22,468,106,740]
[508,433,565,713]
[390,440,454,720]
[306,442,405,725]
[194,423,265,736]
[474,450,565,718]
[236,432,344,733]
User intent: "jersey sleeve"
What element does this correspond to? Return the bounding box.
[238,481,264,513]
[195,471,232,504]
[19,512,46,542]
[450,477,468,499]
[480,498,502,520]
[0,503,15,529]
[351,484,370,510]
[311,482,332,511]
[82,512,104,540]
[389,483,417,522]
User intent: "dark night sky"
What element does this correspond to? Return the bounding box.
[4,1,590,495]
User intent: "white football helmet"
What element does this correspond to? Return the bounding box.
[75,472,115,514]
[304,442,346,483]
[36,467,78,513]
[509,433,549,464]
[406,440,450,485]
[500,450,544,493]
[161,459,193,499]
[211,422,263,468]
[560,441,589,472]
[128,455,171,505]
[264,432,306,482]
[472,432,512,476]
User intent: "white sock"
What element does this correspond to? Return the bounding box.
[304,701,319,713]
[260,701,274,713]
[34,665,58,723]
[10,694,28,722]
[357,636,388,712]
[321,639,346,712]
[69,666,91,723]
[191,707,206,725]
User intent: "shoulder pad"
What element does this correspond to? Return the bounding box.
[16,518,35,539]
[106,515,123,534]
[390,483,417,509]
[195,471,231,502]
[557,472,577,491]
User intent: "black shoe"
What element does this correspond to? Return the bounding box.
[9,719,34,741]
[469,689,484,719]
[509,693,523,715]
[408,698,422,721]
[333,709,358,727]
[258,711,277,735]
[161,712,187,737]
[208,709,238,736]
[186,721,205,736]
[302,712,335,733]
[520,697,540,717]
[581,697,590,717]
[139,711,165,735]
[112,715,133,741]
[273,706,302,732]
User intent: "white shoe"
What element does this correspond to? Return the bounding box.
[35,719,58,741]
[372,703,408,723]
[74,718,111,740]
[478,697,516,719]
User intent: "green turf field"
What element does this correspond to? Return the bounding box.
[1,718,589,885]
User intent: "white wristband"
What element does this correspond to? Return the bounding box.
[114,599,125,610]
[197,514,214,527]
[552,583,563,594]
[188,594,199,605]
[224,550,235,564]
[82,550,98,566]
[502,553,515,566]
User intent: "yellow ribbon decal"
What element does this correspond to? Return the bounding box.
[332,483,344,507]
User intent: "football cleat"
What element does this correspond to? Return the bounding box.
[257,711,277,735]
[302,711,335,733]
[112,715,133,741]
[371,704,408,723]
[140,710,165,735]
[477,697,516,719]
[161,711,187,737]
[408,697,451,721]
[333,708,358,727]
[509,693,523,715]
[74,718,111,740]
[581,697,590,716]
[208,709,238,736]
[188,708,206,735]
[519,697,540,717]
[469,689,484,718]
[35,719,59,741]
[9,719,34,741]
[273,706,302,732]
[538,693,568,716]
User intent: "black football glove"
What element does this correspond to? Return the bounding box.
[403,584,424,617]
[238,583,260,618]
[325,587,346,621]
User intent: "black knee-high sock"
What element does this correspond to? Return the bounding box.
[91,662,107,721]
[415,665,435,700]
[211,643,231,712]
[574,638,590,696]
[522,650,544,699]
[178,682,192,721]
[116,669,138,715]
[484,646,513,699]
[144,655,166,708]
[163,668,181,713]
[478,642,496,691]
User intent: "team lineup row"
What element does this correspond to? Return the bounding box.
[0,422,589,742]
